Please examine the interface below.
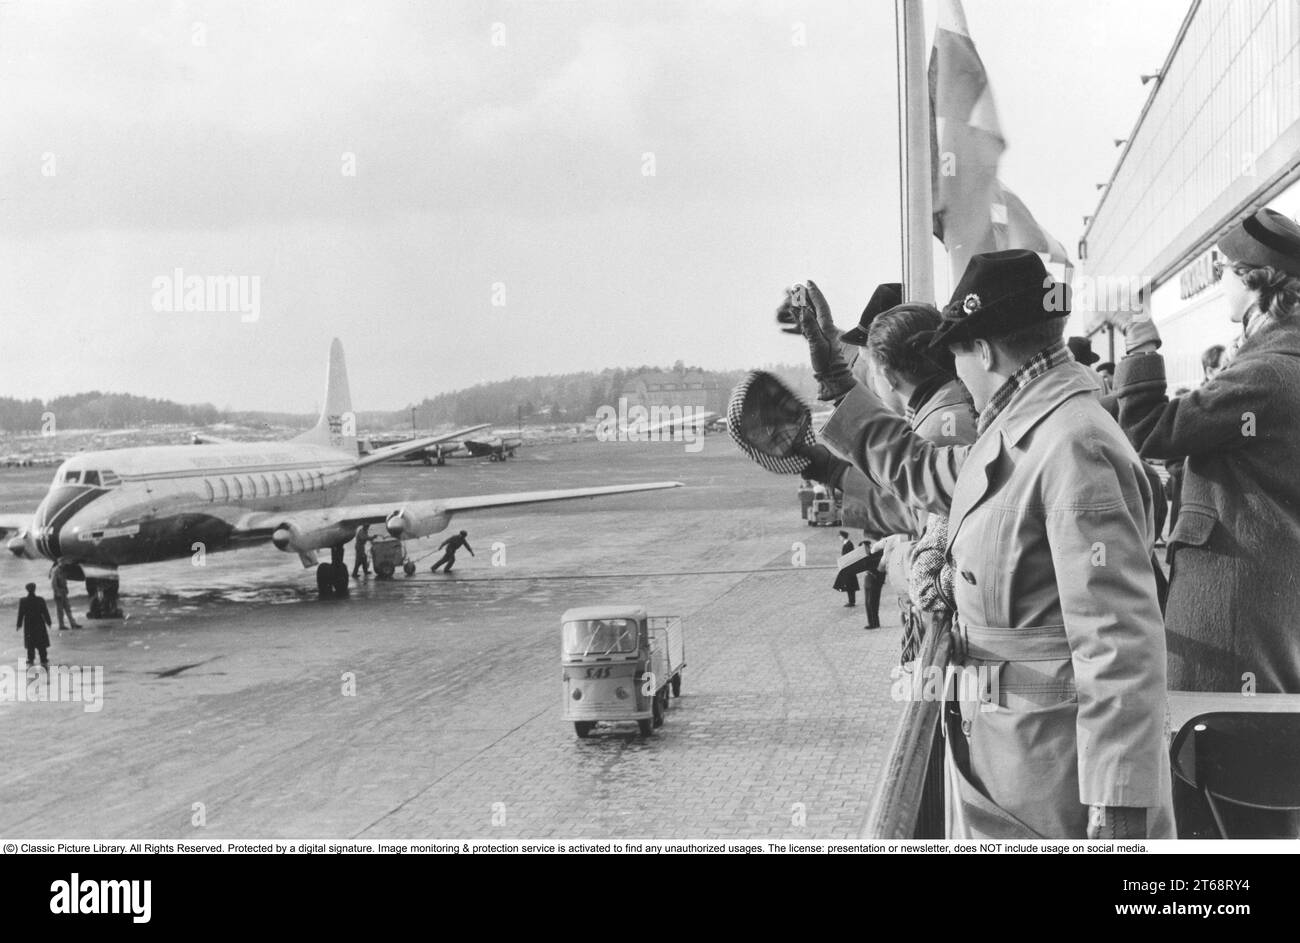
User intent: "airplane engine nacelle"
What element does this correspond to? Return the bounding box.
[385,507,450,540]
[271,521,357,553]
[6,529,38,560]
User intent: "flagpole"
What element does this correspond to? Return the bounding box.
[896,0,934,304]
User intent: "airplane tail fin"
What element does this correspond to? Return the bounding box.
[293,338,357,453]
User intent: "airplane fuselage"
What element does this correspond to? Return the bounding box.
[16,443,361,568]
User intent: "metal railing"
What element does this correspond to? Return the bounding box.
[862,610,953,839]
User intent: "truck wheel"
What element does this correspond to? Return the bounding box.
[331,562,350,596]
[652,692,665,728]
[315,564,335,598]
[375,560,395,579]
[637,718,653,737]
[403,561,416,577]
[671,673,681,697]
[574,722,594,739]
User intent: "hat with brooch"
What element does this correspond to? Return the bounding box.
[930,249,1069,348]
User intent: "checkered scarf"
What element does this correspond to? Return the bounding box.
[976,340,1070,437]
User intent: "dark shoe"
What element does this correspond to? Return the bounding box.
[59,625,68,631]
[864,624,880,631]
[843,602,855,608]
[71,623,82,630]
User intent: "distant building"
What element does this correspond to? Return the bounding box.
[621,370,725,414]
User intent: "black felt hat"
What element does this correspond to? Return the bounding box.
[930,250,1069,348]
[841,283,904,346]
[1219,208,1300,279]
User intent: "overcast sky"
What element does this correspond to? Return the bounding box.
[0,0,1187,412]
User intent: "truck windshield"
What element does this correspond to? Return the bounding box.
[563,619,638,657]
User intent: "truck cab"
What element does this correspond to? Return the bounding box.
[561,605,684,738]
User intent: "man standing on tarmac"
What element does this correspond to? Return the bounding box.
[50,560,81,631]
[795,249,1173,840]
[16,582,52,669]
[430,530,474,573]
[352,524,372,579]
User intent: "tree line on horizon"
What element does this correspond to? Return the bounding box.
[0,363,818,433]
[0,392,222,433]
[400,362,816,429]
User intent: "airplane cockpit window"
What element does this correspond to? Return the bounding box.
[62,470,81,484]
[81,471,100,486]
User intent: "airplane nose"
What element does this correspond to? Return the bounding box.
[32,484,104,561]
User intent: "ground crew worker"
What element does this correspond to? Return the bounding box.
[430,530,474,573]
[796,249,1173,840]
[860,540,885,630]
[50,560,81,630]
[832,530,859,607]
[16,582,52,669]
[352,524,372,579]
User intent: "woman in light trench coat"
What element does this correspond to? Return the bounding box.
[801,250,1174,840]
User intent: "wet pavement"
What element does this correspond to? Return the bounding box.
[0,438,905,838]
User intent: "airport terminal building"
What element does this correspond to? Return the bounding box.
[1079,0,1300,390]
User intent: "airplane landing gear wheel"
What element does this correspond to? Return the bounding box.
[574,722,594,739]
[316,564,335,598]
[331,562,350,596]
[403,561,416,577]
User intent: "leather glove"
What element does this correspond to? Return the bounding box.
[795,282,857,401]
[1123,314,1162,355]
[1087,805,1147,839]
[791,442,850,490]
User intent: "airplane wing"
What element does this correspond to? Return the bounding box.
[352,424,490,468]
[233,480,683,547]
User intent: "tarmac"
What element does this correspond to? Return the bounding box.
[0,437,906,839]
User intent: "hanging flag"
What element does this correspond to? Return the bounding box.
[929,0,1069,281]
[992,182,1070,265]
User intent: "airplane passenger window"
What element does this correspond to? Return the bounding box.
[82,471,100,486]
[100,470,121,486]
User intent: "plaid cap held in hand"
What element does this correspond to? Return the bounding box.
[727,370,816,475]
